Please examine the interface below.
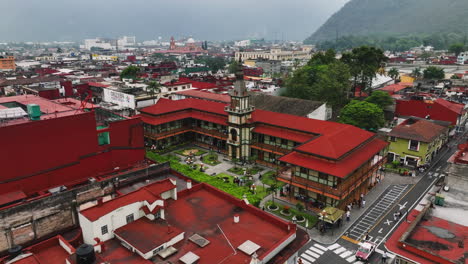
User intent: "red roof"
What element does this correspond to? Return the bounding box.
[389,119,448,142]
[140,98,227,116]
[280,138,388,178]
[252,109,374,159]
[253,124,313,143]
[140,110,227,126]
[0,190,26,206]
[80,179,175,221]
[114,217,183,254]
[396,98,465,125]
[178,77,219,90]
[385,209,468,264]
[380,83,413,94]
[435,98,464,114]
[175,89,230,103]
[87,82,110,88]
[163,81,191,87]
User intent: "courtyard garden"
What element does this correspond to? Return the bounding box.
[202,152,221,166]
[175,147,207,156]
[260,171,286,187]
[228,165,263,176]
[146,151,268,206]
[265,201,318,229]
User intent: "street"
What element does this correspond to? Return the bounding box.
[298,131,466,264]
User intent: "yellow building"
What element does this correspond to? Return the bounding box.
[0,56,16,71]
[244,59,256,67]
[400,75,415,84]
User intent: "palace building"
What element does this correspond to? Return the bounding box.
[139,65,388,210]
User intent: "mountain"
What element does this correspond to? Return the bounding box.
[305,0,468,44]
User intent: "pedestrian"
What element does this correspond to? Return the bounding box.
[393,212,398,221]
[364,232,370,240]
[347,203,352,212]
[362,199,366,208]
[381,251,388,263]
[346,210,350,222]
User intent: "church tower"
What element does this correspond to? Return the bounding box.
[225,59,254,161]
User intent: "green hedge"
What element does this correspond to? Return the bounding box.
[202,153,221,166]
[265,201,318,229]
[228,166,263,176]
[175,148,207,156]
[147,151,267,206]
[261,171,286,187]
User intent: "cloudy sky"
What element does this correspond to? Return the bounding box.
[1,0,348,42]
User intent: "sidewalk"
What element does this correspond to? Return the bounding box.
[275,172,422,244]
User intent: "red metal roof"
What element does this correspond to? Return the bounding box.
[80,179,176,221]
[279,138,388,178]
[140,98,227,116]
[87,82,110,88]
[380,83,412,94]
[0,190,26,206]
[175,89,230,103]
[389,119,448,143]
[385,209,468,264]
[114,217,183,254]
[140,110,227,126]
[253,124,313,143]
[435,98,465,114]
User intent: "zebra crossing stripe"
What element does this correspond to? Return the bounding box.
[340,250,353,258]
[300,253,315,263]
[306,249,320,259]
[310,247,324,255]
[327,243,340,250]
[334,247,346,254]
[313,243,328,251]
[346,255,356,262]
[299,258,311,264]
[434,172,440,177]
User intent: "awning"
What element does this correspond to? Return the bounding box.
[319,207,345,224]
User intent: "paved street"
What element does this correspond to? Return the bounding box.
[299,130,467,264]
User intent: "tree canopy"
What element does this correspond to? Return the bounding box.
[228,60,242,74]
[196,56,226,72]
[340,46,387,96]
[282,50,351,110]
[339,100,385,131]
[365,90,393,109]
[120,65,140,79]
[448,43,466,56]
[387,68,399,80]
[423,66,445,79]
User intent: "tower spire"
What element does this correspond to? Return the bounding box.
[233,57,247,96]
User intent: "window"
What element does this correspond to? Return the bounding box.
[389,136,397,142]
[101,225,108,235]
[98,132,110,145]
[153,245,164,256]
[126,214,134,224]
[409,140,419,151]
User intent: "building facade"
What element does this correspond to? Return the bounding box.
[0,55,15,71]
[235,47,312,62]
[139,69,388,210]
[387,118,449,167]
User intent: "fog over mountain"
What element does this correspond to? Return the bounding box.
[1,0,348,42]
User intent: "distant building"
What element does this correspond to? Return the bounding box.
[235,47,313,62]
[82,38,115,50]
[0,55,15,71]
[457,52,468,65]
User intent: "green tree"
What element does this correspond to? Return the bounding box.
[228,60,241,74]
[268,183,278,204]
[387,68,399,81]
[341,46,388,96]
[365,90,393,109]
[196,56,226,73]
[451,74,461,79]
[411,67,422,79]
[448,43,466,56]
[146,81,161,103]
[120,65,140,80]
[339,100,385,131]
[423,66,445,80]
[283,50,351,111]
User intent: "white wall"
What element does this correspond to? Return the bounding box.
[307,103,331,121]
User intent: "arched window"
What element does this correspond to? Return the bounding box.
[230,128,238,141]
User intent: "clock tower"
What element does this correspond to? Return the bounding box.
[225,60,254,161]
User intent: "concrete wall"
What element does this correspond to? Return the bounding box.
[0,163,170,254]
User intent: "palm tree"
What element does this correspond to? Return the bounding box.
[411,67,422,80]
[388,68,399,81]
[147,81,161,104]
[268,184,278,204]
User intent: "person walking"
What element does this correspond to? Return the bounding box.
[381,251,388,263]
[362,199,366,208]
[393,212,398,221]
[346,210,350,221]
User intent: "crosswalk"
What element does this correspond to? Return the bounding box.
[299,242,395,264]
[299,243,363,264]
[427,171,446,179]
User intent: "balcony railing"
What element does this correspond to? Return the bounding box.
[145,125,228,141]
[251,142,289,155]
[277,156,387,200]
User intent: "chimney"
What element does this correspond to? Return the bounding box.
[187,180,192,189]
[234,214,239,223]
[97,198,104,206]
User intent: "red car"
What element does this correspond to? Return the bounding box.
[355,241,376,262]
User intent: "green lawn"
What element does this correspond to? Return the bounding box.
[261,171,286,187]
[147,151,268,206]
[228,166,264,176]
[265,201,318,229]
[202,153,221,166]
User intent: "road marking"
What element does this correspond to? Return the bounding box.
[375,248,395,258]
[327,243,341,250]
[378,228,383,233]
[433,172,440,177]
[309,247,324,255]
[313,244,328,251]
[346,255,356,262]
[334,247,346,254]
[340,250,353,258]
[384,219,393,225]
[398,201,408,210]
[299,259,311,264]
[300,253,315,263]
[305,249,320,259]
[436,166,441,171]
